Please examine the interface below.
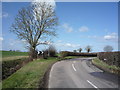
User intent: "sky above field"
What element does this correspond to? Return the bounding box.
[1,2,118,52]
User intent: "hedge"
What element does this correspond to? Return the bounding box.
[2,57,30,80]
[60,51,97,57]
[97,52,120,67]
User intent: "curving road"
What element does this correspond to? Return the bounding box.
[48,58,119,89]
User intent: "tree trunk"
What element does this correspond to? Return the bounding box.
[29,46,37,60]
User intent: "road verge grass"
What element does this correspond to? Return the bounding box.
[59,56,79,60]
[59,56,95,60]
[2,57,58,88]
[92,58,120,75]
[59,56,90,60]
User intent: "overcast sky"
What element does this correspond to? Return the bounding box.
[1,2,118,52]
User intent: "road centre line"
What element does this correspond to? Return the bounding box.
[87,80,98,89]
[72,64,77,71]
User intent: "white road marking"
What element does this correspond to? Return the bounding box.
[73,61,76,63]
[87,80,98,89]
[72,64,77,71]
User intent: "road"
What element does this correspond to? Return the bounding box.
[48,58,119,89]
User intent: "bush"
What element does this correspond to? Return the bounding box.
[68,52,97,57]
[43,49,49,59]
[92,58,120,75]
[60,51,69,57]
[97,51,120,67]
[2,58,29,80]
[60,51,97,57]
[48,45,56,57]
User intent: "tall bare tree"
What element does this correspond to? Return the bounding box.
[11,2,58,59]
[85,45,92,53]
[78,48,82,53]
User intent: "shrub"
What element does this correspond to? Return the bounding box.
[60,51,97,57]
[43,49,49,59]
[97,51,120,67]
[60,51,69,57]
[48,45,56,57]
[92,58,120,75]
[2,58,29,80]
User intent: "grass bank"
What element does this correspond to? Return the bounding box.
[2,57,58,88]
[92,58,120,75]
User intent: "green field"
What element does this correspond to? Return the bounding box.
[1,51,28,58]
[2,57,58,88]
[1,51,28,61]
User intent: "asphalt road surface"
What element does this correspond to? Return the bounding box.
[48,58,119,89]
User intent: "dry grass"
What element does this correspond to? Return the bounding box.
[2,56,29,61]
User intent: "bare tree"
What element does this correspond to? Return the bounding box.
[11,2,58,59]
[104,45,113,52]
[78,48,82,53]
[85,45,92,53]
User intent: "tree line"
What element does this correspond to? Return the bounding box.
[73,45,114,53]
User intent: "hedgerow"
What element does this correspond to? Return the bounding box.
[97,51,120,67]
[2,57,29,80]
[60,51,97,57]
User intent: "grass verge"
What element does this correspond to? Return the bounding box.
[2,57,58,88]
[59,56,95,60]
[92,58,120,75]
[59,56,87,60]
[61,56,79,60]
